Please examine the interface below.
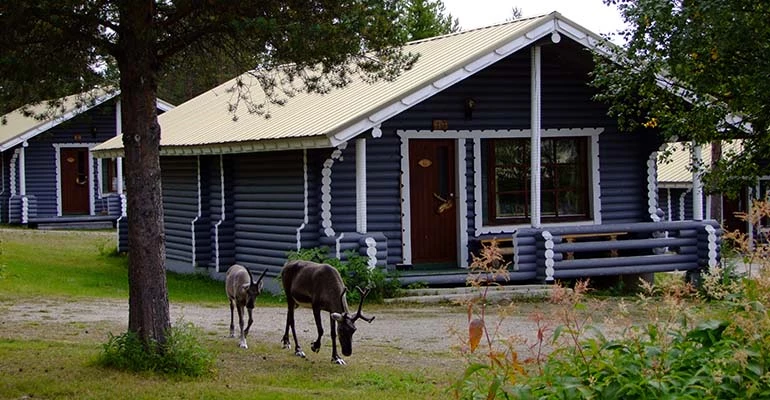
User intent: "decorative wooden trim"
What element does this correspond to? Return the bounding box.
[679,188,691,221]
[356,138,367,233]
[214,155,225,272]
[10,149,18,197]
[190,156,202,267]
[321,143,347,238]
[666,188,672,221]
[365,236,378,269]
[296,149,309,250]
[705,224,718,268]
[399,135,412,264]
[457,139,469,268]
[542,230,555,282]
[531,46,542,228]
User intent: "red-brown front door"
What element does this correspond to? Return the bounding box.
[409,139,457,265]
[60,147,90,215]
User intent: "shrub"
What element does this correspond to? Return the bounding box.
[286,246,400,302]
[98,321,215,377]
[452,231,770,399]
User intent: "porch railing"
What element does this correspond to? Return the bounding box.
[528,220,720,282]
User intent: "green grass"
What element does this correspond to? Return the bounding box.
[0,227,281,305]
[0,227,454,399]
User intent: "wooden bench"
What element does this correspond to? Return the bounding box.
[561,231,627,259]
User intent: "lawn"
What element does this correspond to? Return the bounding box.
[0,227,458,399]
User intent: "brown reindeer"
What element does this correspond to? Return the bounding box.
[281,260,374,364]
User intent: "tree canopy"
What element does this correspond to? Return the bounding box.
[156,0,459,105]
[592,0,770,194]
[0,1,415,350]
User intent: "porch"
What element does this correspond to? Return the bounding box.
[396,220,720,286]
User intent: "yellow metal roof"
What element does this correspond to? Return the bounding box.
[94,11,609,157]
[0,89,119,151]
[657,141,744,186]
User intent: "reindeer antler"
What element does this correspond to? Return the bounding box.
[352,286,375,323]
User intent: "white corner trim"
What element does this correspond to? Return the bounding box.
[399,135,412,264]
[647,152,659,221]
[679,187,692,221]
[365,237,378,270]
[356,138,367,233]
[531,46,542,228]
[190,156,202,267]
[296,149,309,250]
[214,155,225,272]
[10,149,19,196]
[457,139,469,268]
[321,143,348,238]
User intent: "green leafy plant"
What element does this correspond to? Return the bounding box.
[98,321,215,377]
[287,246,401,302]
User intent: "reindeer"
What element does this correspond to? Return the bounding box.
[225,264,267,349]
[281,259,375,365]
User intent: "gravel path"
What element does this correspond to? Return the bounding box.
[1,297,551,354]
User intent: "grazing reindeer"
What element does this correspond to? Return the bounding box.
[225,264,267,349]
[281,260,375,365]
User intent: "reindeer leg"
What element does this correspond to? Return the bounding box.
[282,300,292,349]
[311,305,324,353]
[244,306,254,337]
[329,316,345,365]
[229,299,236,338]
[284,299,305,357]
[236,306,248,349]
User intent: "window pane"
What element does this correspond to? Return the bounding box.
[541,165,554,190]
[558,191,584,216]
[557,165,580,187]
[556,139,579,163]
[495,140,528,164]
[496,167,527,191]
[542,192,556,216]
[496,193,527,218]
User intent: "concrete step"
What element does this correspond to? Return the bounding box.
[386,284,554,304]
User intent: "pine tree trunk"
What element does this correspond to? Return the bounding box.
[117,1,171,348]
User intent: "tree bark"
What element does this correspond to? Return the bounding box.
[117,1,170,347]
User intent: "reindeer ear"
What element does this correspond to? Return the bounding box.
[331,313,344,322]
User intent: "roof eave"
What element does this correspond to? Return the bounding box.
[327,13,615,146]
[92,135,332,159]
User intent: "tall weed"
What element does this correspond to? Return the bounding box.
[453,218,770,399]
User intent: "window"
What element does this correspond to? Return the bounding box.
[486,137,589,224]
[100,158,118,194]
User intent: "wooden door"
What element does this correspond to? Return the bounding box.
[409,139,457,265]
[60,147,90,214]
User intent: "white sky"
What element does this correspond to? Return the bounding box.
[442,0,628,42]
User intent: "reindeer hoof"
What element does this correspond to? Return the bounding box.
[239,342,248,349]
[295,350,306,358]
[311,342,320,353]
[332,357,346,365]
[282,342,290,350]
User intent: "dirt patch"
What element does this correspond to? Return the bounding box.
[0,296,625,359]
